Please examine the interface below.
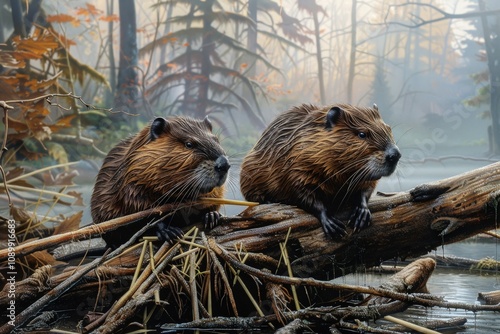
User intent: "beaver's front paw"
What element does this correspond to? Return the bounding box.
[319,210,347,238]
[156,221,184,244]
[349,206,372,232]
[204,211,222,229]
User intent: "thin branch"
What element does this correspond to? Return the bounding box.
[0,101,15,208]
[385,3,500,29]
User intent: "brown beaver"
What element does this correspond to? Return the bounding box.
[240,103,400,237]
[91,116,230,249]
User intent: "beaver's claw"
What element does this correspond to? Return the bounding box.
[156,221,184,244]
[349,205,372,232]
[204,211,222,229]
[320,210,347,238]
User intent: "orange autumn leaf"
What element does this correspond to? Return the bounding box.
[68,191,85,206]
[99,14,119,22]
[6,116,28,132]
[14,28,59,56]
[183,42,190,47]
[27,250,62,266]
[47,13,76,23]
[54,211,82,235]
[54,114,76,128]
[76,3,102,17]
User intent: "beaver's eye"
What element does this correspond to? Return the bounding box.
[358,132,367,139]
[185,141,194,149]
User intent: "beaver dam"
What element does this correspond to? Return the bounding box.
[1,162,500,333]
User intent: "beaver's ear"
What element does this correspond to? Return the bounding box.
[203,116,213,132]
[150,117,170,140]
[325,106,342,130]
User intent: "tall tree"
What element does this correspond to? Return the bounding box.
[115,0,139,123]
[297,0,327,105]
[479,0,500,154]
[347,0,357,103]
[105,0,117,106]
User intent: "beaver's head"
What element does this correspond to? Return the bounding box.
[323,104,400,181]
[297,104,400,191]
[126,116,230,201]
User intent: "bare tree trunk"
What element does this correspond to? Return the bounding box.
[180,5,197,117]
[246,0,257,78]
[197,0,215,119]
[313,9,325,105]
[479,0,500,155]
[105,0,116,106]
[9,0,26,38]
[115,0,139,123]
[346,0,357,103]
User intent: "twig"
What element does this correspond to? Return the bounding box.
[170,265,211,318]
[0,101,15,208]
[383,315,440,334]
[384,3,500,28]
[5,92,112,112]
[201,233,239,316]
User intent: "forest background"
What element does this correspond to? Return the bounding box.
[0,0,499,207]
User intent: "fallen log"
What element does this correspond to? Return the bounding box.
[212,161,500,277]
[478,290,500,305]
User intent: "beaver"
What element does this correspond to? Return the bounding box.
[240,103,400,237]
[91,116,230,249]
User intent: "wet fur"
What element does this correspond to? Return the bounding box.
[91,117,227,248]
[240,103,399,236]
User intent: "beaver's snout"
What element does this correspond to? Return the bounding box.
[380,144,401,177]
[385,144,401,167]
[214,155,230,176]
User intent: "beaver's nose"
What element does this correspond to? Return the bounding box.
[214,156,230,175]
[385,145,401,165]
